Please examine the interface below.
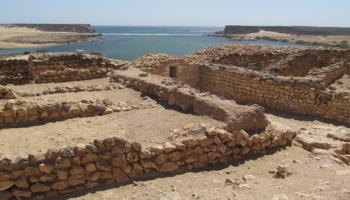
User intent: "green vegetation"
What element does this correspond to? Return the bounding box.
[227,35,254,41]
[295,40,349,49]
[334,41,349,48]
[256,36,276,41]
[90,51,103,56]
[295,40,307,45]
[255,36,288,43]
[0,52,25,58]
[226,34,349,49]
[226,35,289,43]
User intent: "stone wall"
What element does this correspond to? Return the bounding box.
[132,46,350,124]
[0,53,115,85]
[137,61,350,124]
[0,59,31,85]
[0,99,112,128]
[274,50,349,77]
[144,62,199,88]
[0,86,17,99]
[315,62,349,87]
[131,55,200,88]
[0,96,155,128]
[212,53,285,71]
[0,123,295,200]
[111,70,268,132]
[196,64,350,124]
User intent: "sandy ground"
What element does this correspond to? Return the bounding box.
[5,78,137,105]
[2,88,142,106]
[0,26,99,49]
[7,78,112,93]
[231,30,350,46]
[0,26,48,48]
[0,78,225,160]
[0,106,223,160]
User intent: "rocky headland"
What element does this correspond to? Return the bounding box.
[219,25,350,48]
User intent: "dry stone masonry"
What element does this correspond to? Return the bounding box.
[132,45,350,124]
[0,98,155,128]
[111,69,268,132]
[0,125,294,200]
[18,83,125,97]
[0,53,125,85]
[0,86,17,100]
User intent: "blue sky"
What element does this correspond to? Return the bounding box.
[0,0,349,27]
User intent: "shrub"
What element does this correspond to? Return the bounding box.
[90,51,103,56]
[333,42,349,49]
[295,40,307,45]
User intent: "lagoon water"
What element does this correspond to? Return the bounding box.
[0,26,298,60]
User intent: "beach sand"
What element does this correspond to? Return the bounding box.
[231,30,350,46]
[0,26,99,49]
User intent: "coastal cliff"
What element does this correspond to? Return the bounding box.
[221,25,350,48]
[5,24,95,33]
[223,25,350,36]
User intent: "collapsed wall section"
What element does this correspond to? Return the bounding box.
[110,68,268,132]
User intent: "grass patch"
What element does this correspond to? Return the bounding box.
[255,36,288,42]
[334,41,349,48]
[90,51,103,56]
[227,35,250,41]
[0,52,26,58]
[295,40,349,49]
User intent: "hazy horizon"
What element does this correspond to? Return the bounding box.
[1,0,349,27]
[3,24,350,28]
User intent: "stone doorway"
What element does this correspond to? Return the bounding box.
[169,66,177,78]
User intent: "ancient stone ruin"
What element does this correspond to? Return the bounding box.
[0,53,124,85]
[134,45,350,124]
[0,46,348,199]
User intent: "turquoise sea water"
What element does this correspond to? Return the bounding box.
[0,26,299,60]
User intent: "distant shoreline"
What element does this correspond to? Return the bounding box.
[0,24,101,49]
[219,25,350,48]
